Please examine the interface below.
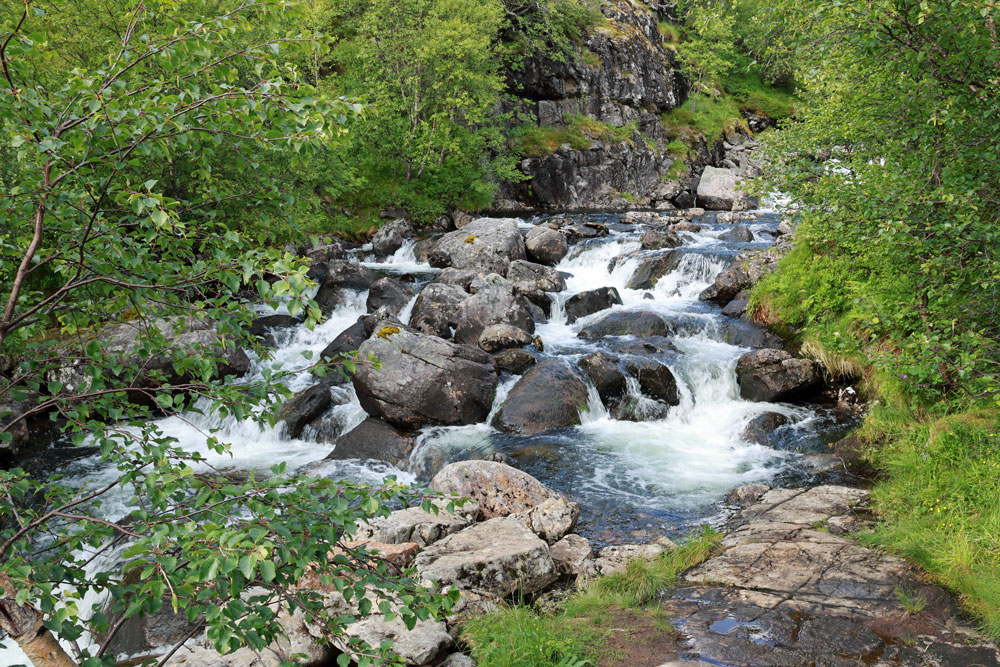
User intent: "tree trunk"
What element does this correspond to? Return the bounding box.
[0,574,77,667]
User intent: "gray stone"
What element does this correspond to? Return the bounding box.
[345,615,452,666]
[736,349,820,402]
[371,219,412,257]
[454,276,535,346]
[410,283,467,339]
[352,327,498,429]
[493,360,590,434]
[431,459,570,521]
[564,287,623,324]
[725,483,771,508]
[641,229,682,250]
[493,348,537,375]
[625,358,680,405]
[507,260,566,293]
[577,311,670,339]
[356,497,479,547]
[742,412,790,445]
[549,534,593,577]
[718,225,753,242]
[278,384,332,438]
[524,226,569,266]
[697,166,741,210]
[626,250,683,289]
[325,417,416,464]
[510,497,581,544]
[414,517,558,597]
[366,277,415,316]
[579,352,627,404]
[720,299,747,318]
[479,323,533,353]
[595,540,673,576]
[428,218,526,275]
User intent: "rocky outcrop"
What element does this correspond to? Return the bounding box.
[736,349,820,402]
[352,327,498,428]
[356,497,479,548]
[492,360,590,434]
[700,238,791,304]
[696,166,741,210]
[366,277,415,316]
[409,283,467,339]
[453,276,535,346]
[431,460,571,519]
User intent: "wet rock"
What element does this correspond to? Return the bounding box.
[561,222,610,241]
[360,308,402,337]
[410,283,467,339]
[454,276,535,346]
[511,497,581,544]
[720,299,747,318]
[579,352,627,404]
[640,229,682,250]
[625,359,680,405]
[356,497,479,547]
[742,412,790,445]
[525,226,569,265]
[668,221,702,233]
[434,268,478,291]
[493,348,537,375]
[250,314,302,347]
[366,277,415,316]
[319,321,367,361]
[278,384,332,438]
[626,249,683,289]
[325,417,416,464]
[324,260,377,290]
[430,460,570,519]
[564,287,623,324]
[777,220,795,236]
[725,483,771,508]
[595,540,674,576]
[352,327,498,429]
[345,615,452,666]
[736,349,820,402]
[577,311,670,339]
[507,260,566,293]
[718,225,753,242]
[371,219,412,257]
[428,218,526,275]
[549,534,594,577]
[715,318,784,350]
[493,360,590,435]
[700,242,789,304]
[697,166,741,210]
[478,323,533,353]
[414,517,558,597]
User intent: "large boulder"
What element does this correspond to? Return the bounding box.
[625,359,680,405]
[742,412,791,445]
[371,219,412,257]
[578,352,627,404]
[352,327,498,428]
[549,534,594,577]
[697,166,741,210]
[510,498,580,544]
[700,242,789,303]
[492,348,537,375]
[478,324,533,353]
[492,361,590,435]
[736,349,820,402]
[356,497,479,547]
[278,384,332,438]
[325,417,416,464]
[428,218,526,275]
[366,277,415,316]
[434,268,477,291]
[564,287,623,324]
[524,226,569,265]
[346,616,451,666]
[626,250,683,289]
[409,283,468,339]
[577,311,670,339]
[431,460,571,519]
[454,276,535,346]
[414,517,558,597]
[507,260,566,294]
[323,260,377,290]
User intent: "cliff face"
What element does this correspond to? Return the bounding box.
[499,0,691,211]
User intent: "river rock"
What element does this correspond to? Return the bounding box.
[625,359,680,405]
[578,352,627,404]
[525,226,569,265]
[641,229,682,250]
[669,221,702,233]
[718,225,753,242]
[325,417,416,464]
[324,260,377,290]
[493,361,590,434]
[492,348,537,375]
[577,311,670,339]
[721,299,748,318]
[454,277,535,346]
[742,412,790,445]
[352,327,498,428]
[371,219,412,257]
[439,654,476,667]
[345,615,452,666]
[428,218,526,275]
[565,287,623,324]
[507,260,566,293]
[697,166,741,210]
[725,483,771,508]
[278,384,332,438]
[366,277,415,316]
[562,222,609,241]
[511,497,581,544]
[700,243,789,304]
[736,349,820,402]
[595,540,674,576]
[626,249,683,289]
[414,517,558,597]
[549,534,594,577]
[430,460,569,519]
[356,497,479,547]
[319,321,367,362]
[434,268,477,291]
[478,323,533,353]
[250,314,302,347]
[409,283,467,339]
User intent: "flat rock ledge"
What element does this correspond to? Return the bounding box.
[664,484,1000,667]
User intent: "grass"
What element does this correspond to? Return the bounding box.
[514,115,637,158]
[657,21,681,44]
[660,94,749,143]
[461,527,721,665]
[894,585,928,615]
[855,408,1000,637]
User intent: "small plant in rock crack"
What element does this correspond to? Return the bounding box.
[894,586,927,615]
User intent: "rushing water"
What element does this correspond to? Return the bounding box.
[2,209,856,665]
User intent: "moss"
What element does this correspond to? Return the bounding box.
[376,326,400,339]
[464,235,477,244]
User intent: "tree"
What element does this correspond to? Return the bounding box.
[0,1,454,665]
[676,5,738,111]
